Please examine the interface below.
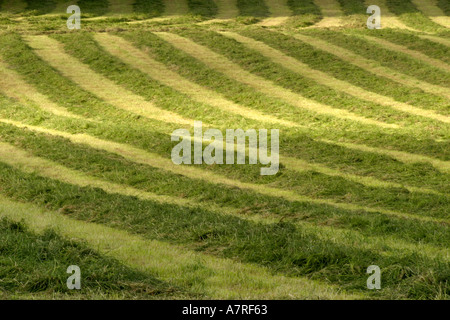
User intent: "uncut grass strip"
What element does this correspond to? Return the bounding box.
[220,31,450,124]
[363,35,450,73]
[93,33,299,128]
[107,0,135,15]
[293,30,450,97]
[214,0,239,19]
[0,212,184,299]
[419,34,450,47]
[0,121,442,224]
[256,0,291,26]
[163,0,189,15]
[24,35,193,126]
[312,0,343,27]
[322,139,450,174]
[50,1,72,14]
[2,116,444,199]
[0,61,82,120]
[156,31,398,129]
[52,32,277,130]
[0,162,447,299]
[386,0,446,33]
[4,119,449,223]
[23,0,57,15]
[411,0,450,28]
[0,197,352,299]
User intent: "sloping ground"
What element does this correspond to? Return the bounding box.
[0,1,449,300]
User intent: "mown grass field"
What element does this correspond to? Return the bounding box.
[0,0,448,300]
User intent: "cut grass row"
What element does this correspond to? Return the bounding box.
[0,32,448,193]
[0,148,448,299]
[0,196,349,299]
[1,120,448,227]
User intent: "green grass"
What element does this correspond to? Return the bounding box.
[0,159,448,299]
[0,1,448,300]
[0,217,184,299]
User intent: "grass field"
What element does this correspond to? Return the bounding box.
[0,0,448,300]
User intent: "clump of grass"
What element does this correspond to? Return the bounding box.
[133,0,164,17]
[187,0,218,17]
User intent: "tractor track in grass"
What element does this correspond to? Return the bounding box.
[291,33,450,100]
[365,35,450,73]
[220,31,449,124]
[0,118,444,224]
[156,32,398,129]
[0,196,354,300]
[411,0,450,29]
[0,59,83,120]
[93,33,298,128]
[24,35,193,126]
[312,0,343,28]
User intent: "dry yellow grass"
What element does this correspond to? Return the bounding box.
[94,33,299,128]
[220,31,449,124]
[156,32,398,129]
[24,35,193,126]
[292,33,450,100]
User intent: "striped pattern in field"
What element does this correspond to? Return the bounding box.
[0,3,449,299]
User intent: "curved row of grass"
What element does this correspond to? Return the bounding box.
[0,152,448,299]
